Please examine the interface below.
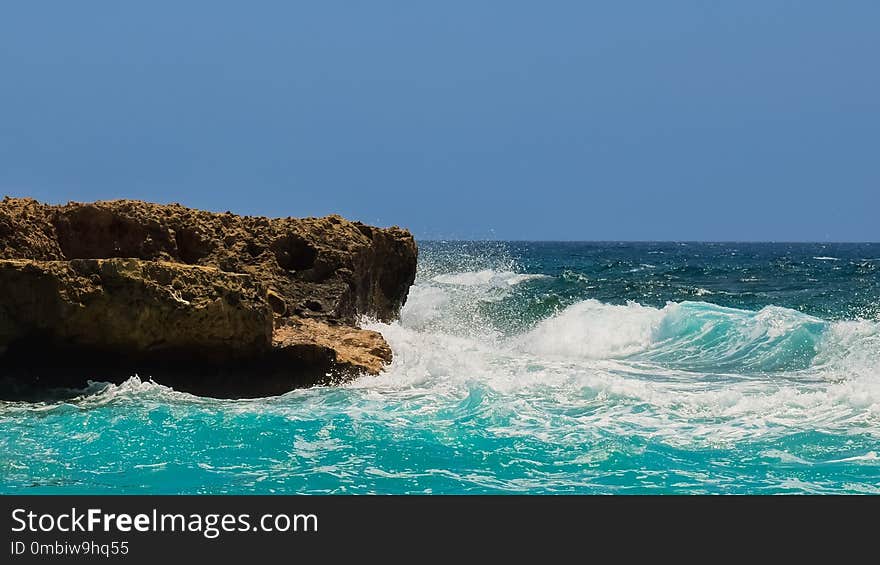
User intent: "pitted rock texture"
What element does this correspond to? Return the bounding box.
[0,197,417,398]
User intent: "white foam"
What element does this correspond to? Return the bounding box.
[398,285,450,329]
[517,300,664,360]
[360,282,880,448]
[826,451,879,464]
[69,375,205,407]
[432,270,548,287]
[812,319,880,379]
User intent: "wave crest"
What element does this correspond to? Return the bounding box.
[432,270,548,287]
[391,269,880,379]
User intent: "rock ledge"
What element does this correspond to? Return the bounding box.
[0,198,416,398]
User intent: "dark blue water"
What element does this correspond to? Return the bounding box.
[2,242,879,493]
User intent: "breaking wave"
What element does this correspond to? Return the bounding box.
[363,269,880,449]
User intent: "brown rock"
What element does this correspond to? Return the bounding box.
[0,197,417,398]
[0,258,273,358]
[273,319,392,376]
[0,197,416,323]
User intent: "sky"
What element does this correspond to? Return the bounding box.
[1,2,878,241]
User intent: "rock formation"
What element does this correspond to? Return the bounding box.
[0,197,417,398]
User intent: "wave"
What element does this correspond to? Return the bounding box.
[432,270,549,287]
[518,300,665,360]
[68,376,203,406]
[361,269,880,445]
[0,376,208,415]
[397,266,880,377]
[521,300,831,372]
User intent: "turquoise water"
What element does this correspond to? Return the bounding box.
[2,242,879,494]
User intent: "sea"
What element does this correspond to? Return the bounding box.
[2,241,879,494]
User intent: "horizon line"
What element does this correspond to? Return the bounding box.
[416,239,880,244]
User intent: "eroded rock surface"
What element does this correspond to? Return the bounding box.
[0,197,417,398]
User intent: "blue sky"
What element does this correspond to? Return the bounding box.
[1,2,877,241]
